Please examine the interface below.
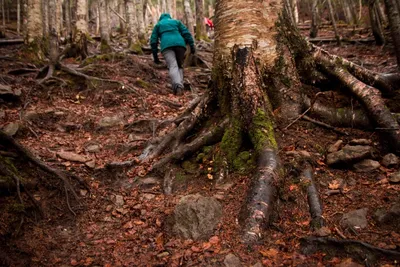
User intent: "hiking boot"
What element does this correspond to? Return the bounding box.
[175,86,184,96]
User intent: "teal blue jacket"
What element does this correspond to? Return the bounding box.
[150,13,194,57]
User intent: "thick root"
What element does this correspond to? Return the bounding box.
[241,148,279,244]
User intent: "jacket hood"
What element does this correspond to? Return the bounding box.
[159,13,172,21]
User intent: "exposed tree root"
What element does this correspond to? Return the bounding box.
[312,45,400,95]
[140,94,211,162]
[241,148,279,244]
[151,118,228,171]
[301,164,325,229]
[0,131,86,214]
[319,63,400,153]
[300,236,400,263]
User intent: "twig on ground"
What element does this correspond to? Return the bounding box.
[303,115,349,135]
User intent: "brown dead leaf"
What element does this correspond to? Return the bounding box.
[202,242,212,250]
[259,248,279,258]
[123,221,134,229]
[191,246,201,252]
[209,235,220,245]
[156,233,164,250]
[328,180,341,190]
[133,220,144,225]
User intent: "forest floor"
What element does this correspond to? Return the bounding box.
[1,26,400,267]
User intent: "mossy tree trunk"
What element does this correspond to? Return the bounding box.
[24,0,45,60]
[125,0,142,53]
[135,0,146,42]
[195,0,207,40]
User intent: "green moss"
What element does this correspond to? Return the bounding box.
[249,108,277,151]
[135,79,149,88]
[220,120,242,164]
[100,40,112,54]
[182,160,198,174]
[129,42,143,54]
[196,153,206,163]
[233,151,256,173]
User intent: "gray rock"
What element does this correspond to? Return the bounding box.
[327,145,372,166]
[224,253,241,267]
[389,172,400,183]
[381,153,399,168]
[328,140,343,153]
[98,115,124,128]
[374,203,400,230]
[349,139,372,145]
[172,194,222,240]
[23,111,40,121]
[0,84,21,98]
[252,263,262,267]
[86,144,101,153]
[286,150,311,159]
[56,151,89,163]
[3,122,19,136]
[115,195,124,207]
[353,159,380,172]
[142,193,156,200]
[85,160,96,169]
[340,208,368,229]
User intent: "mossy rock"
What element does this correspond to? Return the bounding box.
[129,43,143,54]
[233,151,256,173]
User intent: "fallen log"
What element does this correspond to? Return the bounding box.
[0,38,24,45]
[308,37,375,44]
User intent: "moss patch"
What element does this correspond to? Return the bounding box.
[249,108,277,151]
[233,151,256,174]
[220,120,242,164]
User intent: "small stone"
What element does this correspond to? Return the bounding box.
[224,253,242,267]
[86,144,101,153]
[57,151,89,163]
[215,182,234,191]
[335,258,364,267]
[85,160,96,169]
[252,263,263,267]
[328,140,343,153]
[381,153,399,168]
[156,252,169,258]
[139,177,160,189]
[349,139,372,145]
[98,115,124,128]
[389,172,400,183]
[214,193,225,200]
[285,150,311,159]
[340,208,368,229]
[3,122,19,136]
[314,226,331,237]
[327,145,372,166]
[79,190,88,196]
[103,216,113,222]
[353,159,380,172]
[115,195,124,207]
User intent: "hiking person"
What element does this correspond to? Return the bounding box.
[150,13,195,95]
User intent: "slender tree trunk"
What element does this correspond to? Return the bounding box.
[99,0,112,53]
[64,0,71,37]
[291,0,299,24]
[384,0,400,69]
[342,0,354,24]
[1,0,5,31]
[96,4,100,35]
[172,0,176,18]
[369,0,385,45]
[25,0,44,59]
[195,0,206,40]
[310,0,319,37]
[183,0,194,36]
[17,0,21,35]
[161,0,166,13]
[125,0,141,52]
[48,0,59,72]
[119,0,126,33]
[377,0,387,25]
[135,0,146,41]
[327,0,341,45]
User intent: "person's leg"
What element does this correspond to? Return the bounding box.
[175,46,187,85]
[162,48,183,95]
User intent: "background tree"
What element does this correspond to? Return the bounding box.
[195,0,206,40]
[99,0,112,53]
[24,0,44,59]
[384,0,400,69]
[183,0,194,36]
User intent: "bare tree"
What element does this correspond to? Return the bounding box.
[327,0,341,45]
[135,0,146,41]
[17,0,21,35]
[183,0,194,36]
[384,0,400,69]
[310,0,319,37]
[125,0,142,52]
[369,0,385,45]
[25,0,44,59]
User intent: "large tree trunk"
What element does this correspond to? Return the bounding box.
[369,0,385,45]
[73,0,89,59]
[195,0,207,40]
[384,0,400,69]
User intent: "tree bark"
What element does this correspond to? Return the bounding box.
[17,0,21,35]
[125,0,140,52]
[99,0,112,53]
[310,0,319,37]
[25,0,44,59]
[384,0,400,69]
[42,0,49,37]
[327,0,341,45]
[195,0,207,40]
[1,0,5,31]
[119,0,126,33]
[183,0,194,37]
[369,0,385,45]
[135,0,146,41]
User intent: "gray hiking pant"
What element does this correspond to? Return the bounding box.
[162,46,186,92]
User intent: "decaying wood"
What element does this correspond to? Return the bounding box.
[301,165,324,229]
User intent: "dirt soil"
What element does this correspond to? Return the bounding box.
[1,27,400,267]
